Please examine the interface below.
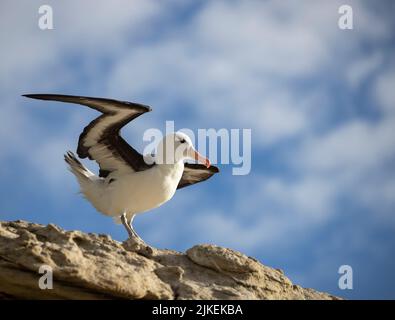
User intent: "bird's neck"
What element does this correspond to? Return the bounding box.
[156,161,184,179]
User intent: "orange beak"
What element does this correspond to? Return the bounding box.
[192,149,211,168]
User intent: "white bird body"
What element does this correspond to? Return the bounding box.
[24,94,218,243]
[76,162,184,222]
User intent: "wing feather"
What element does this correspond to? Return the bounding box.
[23,94,153,176]
[177,163,219,189]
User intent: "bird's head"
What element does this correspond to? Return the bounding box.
[155,132,211,168]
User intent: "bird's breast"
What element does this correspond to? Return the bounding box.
[109,163,184,214]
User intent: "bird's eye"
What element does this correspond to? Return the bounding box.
[180,139,186,144]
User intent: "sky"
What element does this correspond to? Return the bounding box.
[0,0,394,299]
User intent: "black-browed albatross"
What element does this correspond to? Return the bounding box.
[23,94,219,247]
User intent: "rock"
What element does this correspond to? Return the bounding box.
[0,220,340,300]
[186,244,261,273]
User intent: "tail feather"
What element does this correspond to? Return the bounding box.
[64,151,95,180]
[64,151,108,215]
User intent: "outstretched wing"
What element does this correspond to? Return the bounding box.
[177,163,219,189]
[23,94,154,177]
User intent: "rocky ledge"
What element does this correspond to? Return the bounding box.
[0,220,339,300]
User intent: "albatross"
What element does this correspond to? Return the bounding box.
[23,94,219,247]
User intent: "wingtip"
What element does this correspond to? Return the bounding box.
[143,105,153,112]
[22,94,42,100]
[211,165,220,173]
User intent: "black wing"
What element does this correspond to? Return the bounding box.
[177,163,219,189]
[23,94,154,177]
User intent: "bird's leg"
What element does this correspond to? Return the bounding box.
[121,213,145,243]
[128,214,145,243]
[121,213,154,256]
[121,213,138,239]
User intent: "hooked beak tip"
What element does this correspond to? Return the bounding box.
[193,149,211,168]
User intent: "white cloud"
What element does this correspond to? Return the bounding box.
[346,52,383,88]
[374,65,395,114]
[106,0,392,148]
[297,118,395,174]
[0,0,169,91]
[30,137,75,183]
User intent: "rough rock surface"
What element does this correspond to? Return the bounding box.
[0,220,340,300]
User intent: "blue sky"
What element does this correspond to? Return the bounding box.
[1,0,395,299]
